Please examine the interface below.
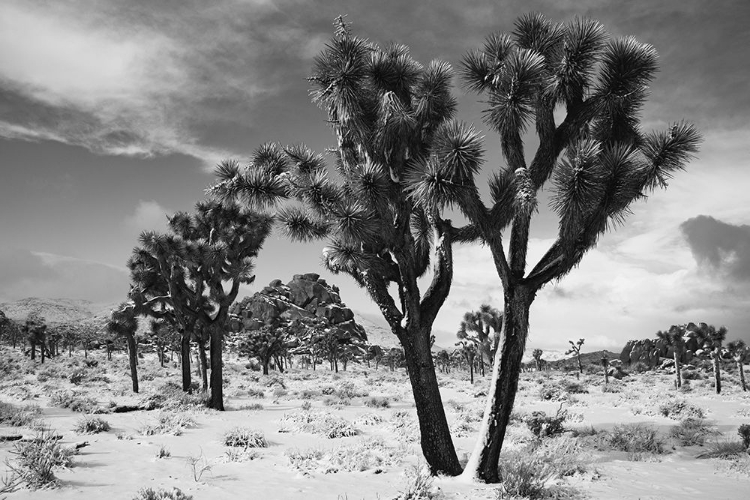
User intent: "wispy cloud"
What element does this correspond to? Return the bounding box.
[0,0,315,167]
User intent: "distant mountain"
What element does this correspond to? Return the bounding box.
[0,297,119,325]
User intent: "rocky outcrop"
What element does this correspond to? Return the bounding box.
[228,274,366,341]
[620,338,694,366]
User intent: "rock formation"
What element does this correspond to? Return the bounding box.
[228,273,366,342]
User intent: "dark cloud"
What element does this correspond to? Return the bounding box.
[680,215,750,281]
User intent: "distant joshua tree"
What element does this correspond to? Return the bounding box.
[601,356,610,384]
[107,304,140,393]
[456,339,478,384]
[532,349,544,372]
[457,305,503,376]
[565,339,585,376]
[727,340,748,392]
[694,323,728,394]
[657,326,685,389]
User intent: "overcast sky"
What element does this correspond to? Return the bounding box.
[1,0,749,350]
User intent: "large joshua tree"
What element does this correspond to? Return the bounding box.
[209,18,473,475]
[441,14,700,482]
[127,200,272,410]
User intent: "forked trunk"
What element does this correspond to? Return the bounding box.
[712,350,721,394]
[208,326,224,411]
[180,332,192,392]
[126,334,139,393]
[673,350,681,388]
[462,288,532,483]
[401,326,462,476]
[198,342,209,392]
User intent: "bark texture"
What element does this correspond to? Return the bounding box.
[208,327,224,411]
[126,334,139,393]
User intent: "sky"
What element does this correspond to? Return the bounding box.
[1,0,749,351]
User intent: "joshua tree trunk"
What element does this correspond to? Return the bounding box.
[674,350,682,388]
[603,365,609,384]
[208,326,224,411]
[180,332,192,392]
[401,327,462,476]
[462,288,532,483]
[468,355,475,385]
[737,358,747,392]
[126,334,139,393]
[712,350,721,394]
[198,342,209,392]
[576,354,583,375]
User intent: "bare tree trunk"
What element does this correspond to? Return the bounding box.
[469,355,474,385]
[126,334,139,393]
[737,360,747,391]
[674,350,682,388]
[402,327,462,476]
[208,326,224,411]
[198,342,208,392]
[462,288,531,483]
[712,349,721,394]
[180,332,192,392]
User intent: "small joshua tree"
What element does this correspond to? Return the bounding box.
[727,340,748,392]
[657,326,685,389]
[601,356,610,385]
[108,304,140,393]
[532,349,544,372]
[456,339,478,384]
[565,338,585,376]
[694,323,728,394]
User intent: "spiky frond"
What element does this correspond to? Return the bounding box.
[284,144,327,175]
[292,169,341,213]
[406,157,463,210]
[489,168,516,216]
[597,143,643,228]
[484,49,546,136]
[640,122,701,191]
[253,143,289,176]
[596,36,658,99]
[551,139,605,244]
[410,208,434,277]
[413,60,457,128]
[546,17,607,104]
[433,120,484,182]
[277,206,330,242]
[332,201,378,244]
[512,12,563,58]
[322,240,367,274]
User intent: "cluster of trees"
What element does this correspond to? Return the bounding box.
[657,322,748,393]
[0,12,703,484]
[207,13,699,480]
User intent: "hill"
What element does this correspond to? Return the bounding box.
[0,297,118,325]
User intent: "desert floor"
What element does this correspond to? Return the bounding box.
[0,348,749,500]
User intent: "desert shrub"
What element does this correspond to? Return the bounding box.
[3,428,75,491]
[263,375,286,388]
[272,387,288,398]
[301,401,312,411]
[156,445,171,458]
[607,423,665,459]
[497,438,585,499]
[390,410,420,443]
[83,359,98,368]
[323,396,351,407]
[526,408,566,438]
[364,396,390,409]
[69,369,86,385]
[658,398,705,420]
[139,412,195,436]
[321,385,336,396]
[538,383,564,401]
[298,389,319,400]
[562,381,588,394]
[246,387,265,398]
[141,384,209,411]
[239,403,264,411]
[601,381,623,393]
[49,391,99,413]
[74,416,110,434]
[132,487,192,500]
[355,412,384,426]
[335,381,368,399]
[631,361,650,373]
[279,410,358,439]
[738,424,750,449]
[681,369,702,381]
[0,402,42,427]
[285,447,325,472]
[696,440,748,459]
[395,464,436,500]
[669,418,715,446]
[223,427,267,448]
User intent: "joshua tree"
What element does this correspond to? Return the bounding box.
[240,325,288,375]
[107,304,140,393]
[450,14,700,481]
[693,323,728,394]
[657,326,685,389]
[209,18,475,475]
[456,339,478,384]
[727,340,748,392]
[23,314,48,363]
[566,338,585,376]
[601,356,610,384]
[532,349,544,372]
[128,200,272,410]
[457,305,503,376]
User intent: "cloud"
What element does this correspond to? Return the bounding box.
[0,0,315,166]
[0,249,129,303]
[124,200,172,234]
[680,215,750,282]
